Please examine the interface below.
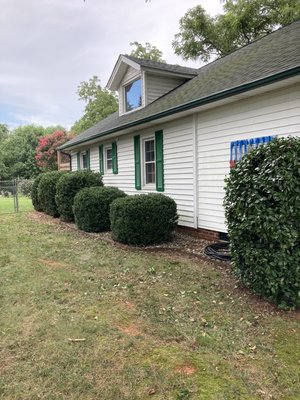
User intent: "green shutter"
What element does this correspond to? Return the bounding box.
[86,149,90,170]
[99,145,104,174]
[112,141,118,174]
[77,152,81,170]
[155,130,164,192]
[134,135,141,190]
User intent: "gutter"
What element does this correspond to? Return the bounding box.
[60,66,300,151]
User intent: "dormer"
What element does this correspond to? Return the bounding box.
[106,55,198,116]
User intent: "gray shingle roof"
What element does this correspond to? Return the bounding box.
[61,21,300,150]
[124,54,199,77]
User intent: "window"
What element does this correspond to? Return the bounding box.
[82,152,88,170]
[134,131,164,192]
[77,150,90,170]
[105,147,112,172]
[125,78,142,112]
[144,138,155,185]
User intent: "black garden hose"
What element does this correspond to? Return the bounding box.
[204,241,231,261]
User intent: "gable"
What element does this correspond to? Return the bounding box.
[122,65,140,85]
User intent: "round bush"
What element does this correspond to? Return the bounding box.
[110,193,178,245]
[224,137,300,309]
[55,170,103,222]
[38,171,66,217]
[31,174,43,211]
[74,186,126,232]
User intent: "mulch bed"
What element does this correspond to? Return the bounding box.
[27,211,229,266]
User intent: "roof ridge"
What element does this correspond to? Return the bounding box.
[124,54,199,74]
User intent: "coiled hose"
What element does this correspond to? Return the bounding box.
[204,241,231,261]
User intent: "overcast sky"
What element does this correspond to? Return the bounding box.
[0,0,223,130]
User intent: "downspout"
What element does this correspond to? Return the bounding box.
[59,150,72,171]
[193,114,199,229]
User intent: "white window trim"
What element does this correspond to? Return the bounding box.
[142,136,156,189]
[122,76,143,114]
[104,146,113,174]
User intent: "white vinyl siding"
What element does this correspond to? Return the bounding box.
[123,66,140,83]
[163,118,194,227]
[70,82,300,233]
[87,116,195,227]
[146,73,186,105]
[101,136,136,193]
[197,83,300,233]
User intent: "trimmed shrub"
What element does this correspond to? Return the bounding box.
[31,174,44,211]
[74,186,126,232]
[110,193,178,245]
[55,170,103,222]
[38,171,66,217]
[224,137,300,309]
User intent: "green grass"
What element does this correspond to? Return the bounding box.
[0,196,33,213]
[0,213,299,399]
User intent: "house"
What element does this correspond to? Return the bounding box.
[59,21,300,240]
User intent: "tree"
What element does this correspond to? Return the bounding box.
[129,41,165,62]
[0,125,63,179]
[35,130,74,171]
[173,0,300,62]
[71,76,118,134]
[0,124,9,143]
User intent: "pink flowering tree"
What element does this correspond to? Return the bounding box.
[35,130,73,171]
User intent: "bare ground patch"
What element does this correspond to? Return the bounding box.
[116,324,143,337]
[175,364,197,376]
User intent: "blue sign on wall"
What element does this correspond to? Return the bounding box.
[230,136,274,168]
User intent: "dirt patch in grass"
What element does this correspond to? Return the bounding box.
[175,364,197,376]
[123,301,136,311]
[28,210,60,224]
[116,324,143,337]
[21,314,37,337]
[0,350,17,373]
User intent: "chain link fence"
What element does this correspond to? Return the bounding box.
[0,179,34,214]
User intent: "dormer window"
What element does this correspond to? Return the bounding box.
[125,78,142,112]
[106,54,197,116]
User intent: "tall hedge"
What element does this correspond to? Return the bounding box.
[31,174,44,211]
[38,171,66,217]
[110,193,178,245]
[224,137,300,309]
[74,186,126,232]
[55,170,103,222]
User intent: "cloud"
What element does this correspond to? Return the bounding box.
[0,0,223,129]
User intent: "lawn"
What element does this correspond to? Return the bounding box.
[0,196,33,213]
[0,213,299,400]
